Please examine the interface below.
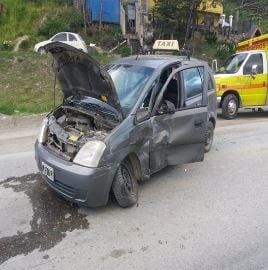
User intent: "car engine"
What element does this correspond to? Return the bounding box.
[45,107,110,161]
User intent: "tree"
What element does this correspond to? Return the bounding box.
[153,0,181,39]
[235,0,268,16]
[153,0,222,42]
[232,0,268,31]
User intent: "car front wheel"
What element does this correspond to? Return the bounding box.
[112,159,138,207]
[222,94,239,119]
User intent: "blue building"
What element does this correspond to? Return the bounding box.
[87,0,120,24]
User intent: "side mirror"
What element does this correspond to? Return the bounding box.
[157,100,176,115]
[135,107,150,123]
[212,59,218,73]
[251,64,258,77]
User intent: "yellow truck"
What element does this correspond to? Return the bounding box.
[214,34,268,119]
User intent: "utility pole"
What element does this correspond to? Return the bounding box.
[99,0,103,32]
[82,0,87,35]
[183,0,195,49]
[257,0,261,27]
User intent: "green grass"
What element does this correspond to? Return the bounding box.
[0,52,63,115]
[0,51,116,115]
[0,0,84,52]
[0,0,48,41]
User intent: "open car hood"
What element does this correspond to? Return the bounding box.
[44,42,123,119]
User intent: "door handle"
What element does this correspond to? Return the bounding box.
[194,119,204,127]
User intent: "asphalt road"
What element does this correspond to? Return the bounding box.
[0,111,268,270]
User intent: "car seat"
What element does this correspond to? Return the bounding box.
[163,79,178,108]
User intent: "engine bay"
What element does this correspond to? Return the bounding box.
[45,107,110,161]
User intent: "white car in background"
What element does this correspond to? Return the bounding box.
[34,32,88,53]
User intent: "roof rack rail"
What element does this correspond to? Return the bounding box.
[178,49,191,60]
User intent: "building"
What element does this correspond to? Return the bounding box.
[197,0,223,29]
[87,0,120,24]
[120,0,154,53]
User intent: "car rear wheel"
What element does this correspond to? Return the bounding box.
[112,159,138,207]
[205,121,214,153]
[222,94,239,119]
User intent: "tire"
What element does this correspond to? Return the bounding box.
[38,47,45,54]
[222,94,239,119]
[112,159,138,207]
[204,121,214,153]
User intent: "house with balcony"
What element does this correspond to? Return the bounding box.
[197,0,223,30]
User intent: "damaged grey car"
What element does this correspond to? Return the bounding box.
[35,42,217,208]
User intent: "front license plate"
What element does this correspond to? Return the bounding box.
[42,162,54,181]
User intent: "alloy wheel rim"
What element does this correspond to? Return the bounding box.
[228,99,237,115]
[120,165,133,195]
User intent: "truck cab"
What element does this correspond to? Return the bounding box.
[215,34,268,119]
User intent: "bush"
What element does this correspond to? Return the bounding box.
[0,41,14,51]
[118,45,131,57]
[38,16,68,38]
[86,25,124,50]
[204,30,218,45]
[19,40,30,51]
[216,40,236,60]
[65,9,84,32]
[38,8,83,38]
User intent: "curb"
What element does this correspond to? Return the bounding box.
[0,113,47,131]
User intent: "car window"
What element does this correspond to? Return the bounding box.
[52,33,67,42]
[69,34,77,41]
[243,54,263,75]
[182,67,203,99]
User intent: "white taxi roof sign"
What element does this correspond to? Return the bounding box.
[153,40,180,51]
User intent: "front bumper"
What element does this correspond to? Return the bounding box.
[35,142,117,207]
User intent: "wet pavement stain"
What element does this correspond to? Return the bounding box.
[0,174,89,265]
[110,249,126,258]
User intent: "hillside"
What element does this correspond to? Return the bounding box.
[0,0,268,50]
[0,50,116,115]
[0,0,85,50]
[0,0,54,40]
[0,0,267,51]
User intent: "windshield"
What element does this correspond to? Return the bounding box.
[108,64,154,115]
[218,53,248,74]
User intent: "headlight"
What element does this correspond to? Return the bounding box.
[73,141,106,168]
[38,118,48,144]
